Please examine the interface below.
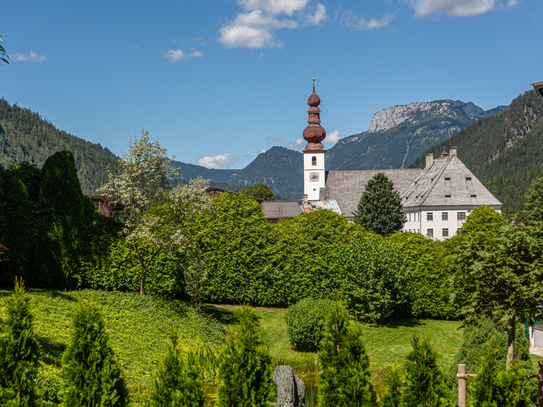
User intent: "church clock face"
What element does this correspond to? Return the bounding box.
[309,172,319,182]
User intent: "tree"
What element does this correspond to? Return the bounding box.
[402,333,449,407]
[240,183,275,201]
[216,306,275,407]
[381,363,403,407]
[0,35,9,65]
[60,299,128,407]
[100,127,213,296]
[318,301,376,407]
[0,278,41,406]
[524,176,543,221]
[353,173,405,236]
[151,331,205,407]
[461,205,506,235]
[453,222,543,367]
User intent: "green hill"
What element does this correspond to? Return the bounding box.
[0,98,119,194]
[409,90,543,211]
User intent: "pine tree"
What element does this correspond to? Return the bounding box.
[402,333,449,407]
[151,331,205,407]
[381,363,403,407]
[216,306,275,407]
[524,176,543,221]
[353,173,405,236]
[318,301,375,407]
[0,277,41,406]
[60,299,128,407]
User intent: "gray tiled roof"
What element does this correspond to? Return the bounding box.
[261,201,302,219]
[324,169,422,218]
[401,154,502,208]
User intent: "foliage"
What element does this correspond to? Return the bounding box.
[0,98,118,194]
[0,35,8,65]
[318,301,376,407]
[284,298,333,352]
[380,363,403,407]
[216,306,275,407]
[34,151,88,288]
[240,183,275,201]
[151,331,205,407]
[402,333,449,407]
[461,205,506,235]
[524,176,543,221]
[0,278,41,406]
[389,232,459,319]
[410,90,543,211]
[340,232,409,322]
[453,222,543,365]
[59,298,128,407]
[183,245,208,314]
[353,173,405,236]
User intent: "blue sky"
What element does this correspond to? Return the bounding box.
[2,0,542,169]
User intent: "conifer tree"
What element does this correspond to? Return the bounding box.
[60,299,128,407]
[216,306,275,407]
[469,343,503,406]
[353,173,405,236]
[402,333,449,407]
[0,277,41,406]
[524,176,543,221]
[151,331,205,407]
[318,301,376,407]
[380,363,403,407]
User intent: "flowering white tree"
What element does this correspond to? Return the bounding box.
[101,126,213,295]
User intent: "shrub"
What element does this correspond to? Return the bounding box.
[340,232,409,321]
[151,331,205,407]
[216,306,275,407]
[381,363,403,407]
[0,278,41,406]
[60,298,128,407]
[285,298,333,351]
[318,301,376,406]
[35,363,61,404]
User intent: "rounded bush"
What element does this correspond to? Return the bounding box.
[285,298,333,351]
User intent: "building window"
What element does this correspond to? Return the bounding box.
[427,212,433,221]
[442,228,449,237]
[427,229,434,238]
[471,195,477,198]
[457,212,466,220]
[457,228,462,232]
[466,177,472,181]
[442,212,448,221]
[445,177,451,181]
[445,194,451,198]
[408,213,411,222]
[312,156,317,166]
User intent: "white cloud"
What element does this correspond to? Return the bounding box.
[239,0,309,16]
[134,44,141,50]
[219,25,282,49]
[341,11,393,30]
[259,52,265,58]
[259,149,267,154]
[198,153,239,169]
[265,135,285,145]
[11,51,48,62]
[303,3,327,26]
[323,130,341,144]
[404,0,499,17]
[234,9,298,29]
[286,138,305,149]
[163,48,203,62]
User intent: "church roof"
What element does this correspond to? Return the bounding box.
[324,169,422,218]
[401,153,502,208]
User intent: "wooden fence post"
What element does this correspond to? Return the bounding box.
[538,360,543,407]
[458,364,466,407]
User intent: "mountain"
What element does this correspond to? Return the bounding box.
[409,90,543,212]
[326,100,507,171]
[0,98,119,194]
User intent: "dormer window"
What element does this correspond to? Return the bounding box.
[445,194,451,198]
[312,156,317,166]
[471,194,477,198]
[466,177,472,182]
[445,177,451,181]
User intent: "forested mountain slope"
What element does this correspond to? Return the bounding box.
[0,99,118,194]
[410,90,543,211]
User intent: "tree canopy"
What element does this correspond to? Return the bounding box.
[524,176,543,221]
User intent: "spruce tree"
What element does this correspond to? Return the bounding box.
[353,173,405,236]
[151,331,205,407]
[469,344,503,407]
[318,301,375,407]
[402,333,449,407]
[60,299,128,407]
[216,306,275,407]
[381,363,403,407]
[0,277,41,406]
[524,176,543,221]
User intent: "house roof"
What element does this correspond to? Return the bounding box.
[324,168,422,218]
[261,199,341,219]
[400,153,502,208]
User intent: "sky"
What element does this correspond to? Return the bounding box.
[2,0,542,170]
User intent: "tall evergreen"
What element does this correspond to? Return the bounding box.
[524,176,543,221]
[353,173,405,236]
[60,298,128,407]
[0,278,41,406]
[381,363,403,407]
[318,301,376,407]
[151,332,205,407]
[34,151,88,288]
[216,306,275,407]
[402,333,449,407]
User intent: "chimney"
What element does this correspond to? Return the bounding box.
[425,153,434,169]
[450,146,457,156]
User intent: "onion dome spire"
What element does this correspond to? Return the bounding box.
[302,78,326,151]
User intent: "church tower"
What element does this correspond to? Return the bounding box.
[302,78,326,201]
